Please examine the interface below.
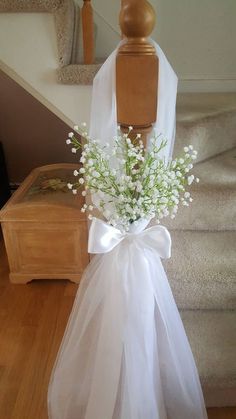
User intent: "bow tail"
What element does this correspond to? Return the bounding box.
[84,250,127,419]
[117,244,167,419]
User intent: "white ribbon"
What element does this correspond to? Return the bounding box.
[88,217,171,258]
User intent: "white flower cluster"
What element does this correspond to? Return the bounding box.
[66,124,199,231]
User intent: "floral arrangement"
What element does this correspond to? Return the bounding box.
[66,124,199,232]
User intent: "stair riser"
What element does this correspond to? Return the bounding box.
[165,147,236,231]
[175,111,236,163]
[202,386,236,408]
[180,310,236,407]
[169,278,235,310]
[163,231,236,309]
[164,186,236,231]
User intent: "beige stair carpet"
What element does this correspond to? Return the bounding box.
[163,230,236,310]
[175,110,236,164]
[181,310,236,407]
[165,147,236,231]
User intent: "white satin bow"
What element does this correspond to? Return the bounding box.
[88,218,171,258]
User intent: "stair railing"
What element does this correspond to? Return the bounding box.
[81,0,95,64]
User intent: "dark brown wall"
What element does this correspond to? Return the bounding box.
[0,70,78,183]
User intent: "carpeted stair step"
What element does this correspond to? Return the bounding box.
[165,147,236,231]
[176,93,236,123]
[175,109,236,164]
[181,309,236,407]
[163,231,236,309]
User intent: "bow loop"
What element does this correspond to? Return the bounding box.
[138,225,171,259]
[88,218,171,259]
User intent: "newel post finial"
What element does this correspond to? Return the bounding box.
[119,0,156,54]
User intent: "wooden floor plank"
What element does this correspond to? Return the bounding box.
[0,237,235,418]
[207,407,236,419]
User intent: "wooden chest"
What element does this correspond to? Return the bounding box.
[0,164,89,284]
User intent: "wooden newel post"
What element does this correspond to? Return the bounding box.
[116,0,158,145]
[82,0,95,64]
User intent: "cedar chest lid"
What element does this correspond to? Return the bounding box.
[0,164,87,222]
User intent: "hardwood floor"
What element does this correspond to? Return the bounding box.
[207,409,236,419]
[0,237,235,419]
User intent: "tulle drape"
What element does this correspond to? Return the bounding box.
[89,39,178,161]
[48,234,207,419]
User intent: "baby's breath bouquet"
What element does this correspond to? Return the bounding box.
[66,124,199,232]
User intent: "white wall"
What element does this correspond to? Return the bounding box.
[152,0,236,92]
[0,13,92,126]
[90,0,236,92]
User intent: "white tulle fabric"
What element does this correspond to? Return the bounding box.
[89,39,178,159]
[48,40,208,419]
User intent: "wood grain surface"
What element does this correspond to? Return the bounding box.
[0,164,89,284]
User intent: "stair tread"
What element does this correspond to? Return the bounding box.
[168,230,236,279]
[181,310,236,389]
[163,231,236,309]
[165,147,236,230]
[175,109,236,165]
[194,147,236,188]
[176,93,236,123]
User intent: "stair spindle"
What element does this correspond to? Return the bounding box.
[82,0,94,64]
[116,0,158,145]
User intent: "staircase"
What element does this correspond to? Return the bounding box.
[0,0,235,409]
[163,96,236,407]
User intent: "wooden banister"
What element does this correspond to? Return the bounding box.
[116,0,158,144]
[82,0,95,64]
